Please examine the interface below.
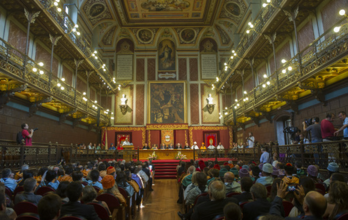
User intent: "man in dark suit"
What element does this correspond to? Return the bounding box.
[15,178,42,205]
[243,183,271,220]
[160,143,166,149]
[60,182,101,220]
[176,143,182,149]
[190,180,238,220]
[233,177,253,204]
[167,144,174,149]
[143,143,150,149]
[184,143,190,149]
[270,181,327,220]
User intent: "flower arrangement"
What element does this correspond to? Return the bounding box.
[175,151,187,160]
[148,151,158,160]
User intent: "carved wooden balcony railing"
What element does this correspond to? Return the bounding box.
[37,0,115,90]
[224,19,348,124]
[0,37,110,124]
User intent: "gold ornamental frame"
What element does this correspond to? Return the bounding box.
[147,81,187,124]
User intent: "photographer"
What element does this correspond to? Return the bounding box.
[303,118,322,165]
[246,132,255,148]
[321,113,336,141]
[21,123,35,146]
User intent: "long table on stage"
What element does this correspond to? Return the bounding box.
[139,149,197,160]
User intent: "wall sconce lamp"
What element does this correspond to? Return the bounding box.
[119,94,132,115]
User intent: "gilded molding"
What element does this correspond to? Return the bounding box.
[146,124,189,130]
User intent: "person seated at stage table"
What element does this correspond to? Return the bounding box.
[200,142,206,150]
[176,143,182,149]
[109,143,115,150]
[207,143,215,149]
[217,142,224,150]
[160,143,166,149]
[122,138,131,145]
[152,144,158,150]
[143,143,150,149]
[191,141,199,149]
[168,143,175,149]
[184,143,190,149]
[116,144,123,150]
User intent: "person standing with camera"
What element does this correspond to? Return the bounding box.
[21,123,34,146]
[303,118,322,164]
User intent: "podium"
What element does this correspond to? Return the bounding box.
[123,145,134,162]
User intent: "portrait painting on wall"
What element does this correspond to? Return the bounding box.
[148,81,186,124]
[225,2,241,17]
[158,39,176,71]
[200,38,217,53]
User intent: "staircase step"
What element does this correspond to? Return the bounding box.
[155,169,176,172]
[155,171,177,175]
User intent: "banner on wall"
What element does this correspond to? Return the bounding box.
[102,127,108,150]
[204,132,218,147]
[116,133,132,146]
[161,130,174,145]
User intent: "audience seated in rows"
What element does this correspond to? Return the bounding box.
[14,177,42,205]
[38,194,61,220]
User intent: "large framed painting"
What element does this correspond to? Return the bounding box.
[148,81,186,124]
[158,39,176,71]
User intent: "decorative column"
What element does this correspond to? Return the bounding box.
[85,71,93,99]
[264,33,279,87]
[24,9,40,56]
[284,7,301,67]
[49,35,62,91]
[73,59,84,103]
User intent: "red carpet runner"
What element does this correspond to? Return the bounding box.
[152,160,185,179]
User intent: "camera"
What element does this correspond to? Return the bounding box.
[33,128,39,131]
[287,185,297,192]
[304,118,313,126]
[283,127,299,134]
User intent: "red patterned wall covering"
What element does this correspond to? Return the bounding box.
[321,0,348,32]
[257,63,267,85]
[298,20,315,52]
[136,58,145,82]
[269,41,291,74]
[190,84,199,124]
[178,58,187,80]
[136,84,145,125]
[76,77,87,94]
[222,94,232,109]
[106,129,144,149]
[189,58,198,81]
[147,58,156,80]
[90,89,95,101]
[190,127,230,148]
[8,21,27,54]
[175,130,186,145]
[150,130,161,147]
[35,43,59,76]
[62,65,73,86]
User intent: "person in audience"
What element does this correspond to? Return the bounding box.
[271,153,279,167]
[186,172,207,205]
[72,171,85,187]
[270,181,327,220]
[334,111,348,139]
[282,163,299,184]
[239,168,250,182]
[38,193,61,220]
[276,163,286,177]
[190,180,238,220]
[36,167,48,182]
[21,123,34,146]
[322,162,339,189]
[37,170,59,190]
[256,163,274,185]
[269,178,282,202]
[107,166,116,179]
[100,175,126,207]
[116,171,134,196]
[124,170,139,194]
[260,148,270,163]
[98,163,107,179]
[81,186,110,215]
[0,168,17,192]
[295,162,306,178]
[14,177,41,205]
[14,164,29,180]
[58,166,73,182]
[224,202,243,220]
[323,181,348,219]
[17,169,34,186]
[307,165,319,183]
[181,165,195,188]
[207,168,220,186]
[251,166,261,182]
[323,173,345,200]
[224,171,241,193]
[0,212,10,220]
[288,177,316,218]
[143,143,150,149]
[137,164,149,184]
[60,182,100,220]
[232,177,253,204]
[0,190,16,220]
[243,183,271,220]
[87,169,103,189]
[56,181,70,203]
[142,162,153,191]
